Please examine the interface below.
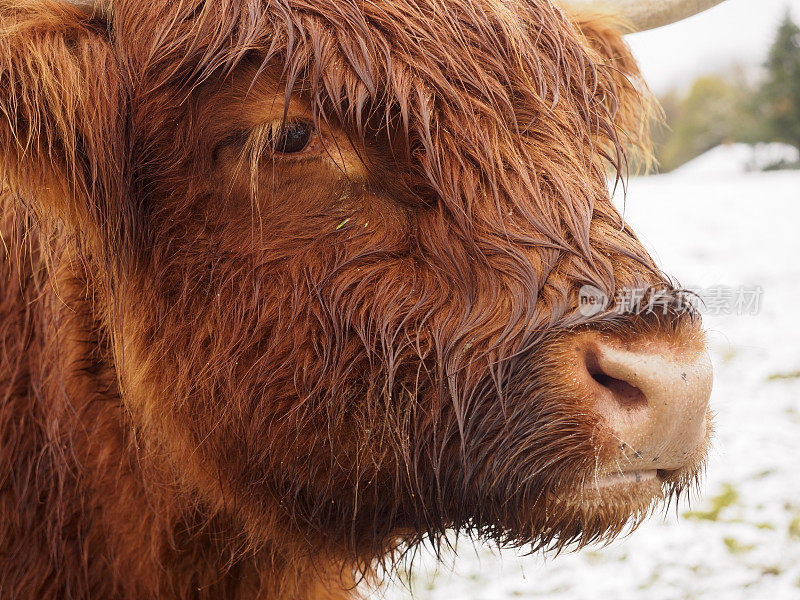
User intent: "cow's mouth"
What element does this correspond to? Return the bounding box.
[554,468,670,501]
[545,467,674,531]
[594,469,659,488]
[552,467,673,501]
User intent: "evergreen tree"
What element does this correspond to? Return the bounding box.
[763,11,800,150]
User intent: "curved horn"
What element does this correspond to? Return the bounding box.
[559,0,728,33]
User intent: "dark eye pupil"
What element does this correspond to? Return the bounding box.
[273,122,312,154]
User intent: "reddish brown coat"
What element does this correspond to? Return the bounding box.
[1,1,699,599]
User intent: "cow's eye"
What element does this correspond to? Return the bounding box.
[270,120,314,154]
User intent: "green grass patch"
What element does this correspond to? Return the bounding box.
[683,483,739,521]
[789,516,800,539]
[723,537,755,554]
[767,369,800,381]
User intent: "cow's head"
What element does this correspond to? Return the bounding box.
[1,0,717,581]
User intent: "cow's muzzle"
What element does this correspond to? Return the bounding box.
[569,329,713,487]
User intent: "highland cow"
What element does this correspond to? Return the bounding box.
[0,0,720,598]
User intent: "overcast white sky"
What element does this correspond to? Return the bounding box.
[625,0,800,93]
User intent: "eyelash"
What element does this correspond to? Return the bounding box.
[213,119,319,164]
[265,119,314,154]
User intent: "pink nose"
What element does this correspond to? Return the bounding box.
[577,337,713,472]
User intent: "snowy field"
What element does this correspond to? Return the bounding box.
[372,165,800,599]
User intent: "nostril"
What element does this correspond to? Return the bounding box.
[585,350,647,409]
[591,372,646,408]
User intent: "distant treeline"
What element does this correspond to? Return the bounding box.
[650,11,800,173]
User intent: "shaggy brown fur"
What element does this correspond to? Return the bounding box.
[0,1,706,598]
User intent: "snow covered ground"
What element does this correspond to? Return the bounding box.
[672,144,800,177]
[371,168,800,600]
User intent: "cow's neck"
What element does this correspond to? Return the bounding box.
[0,218,356,599]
